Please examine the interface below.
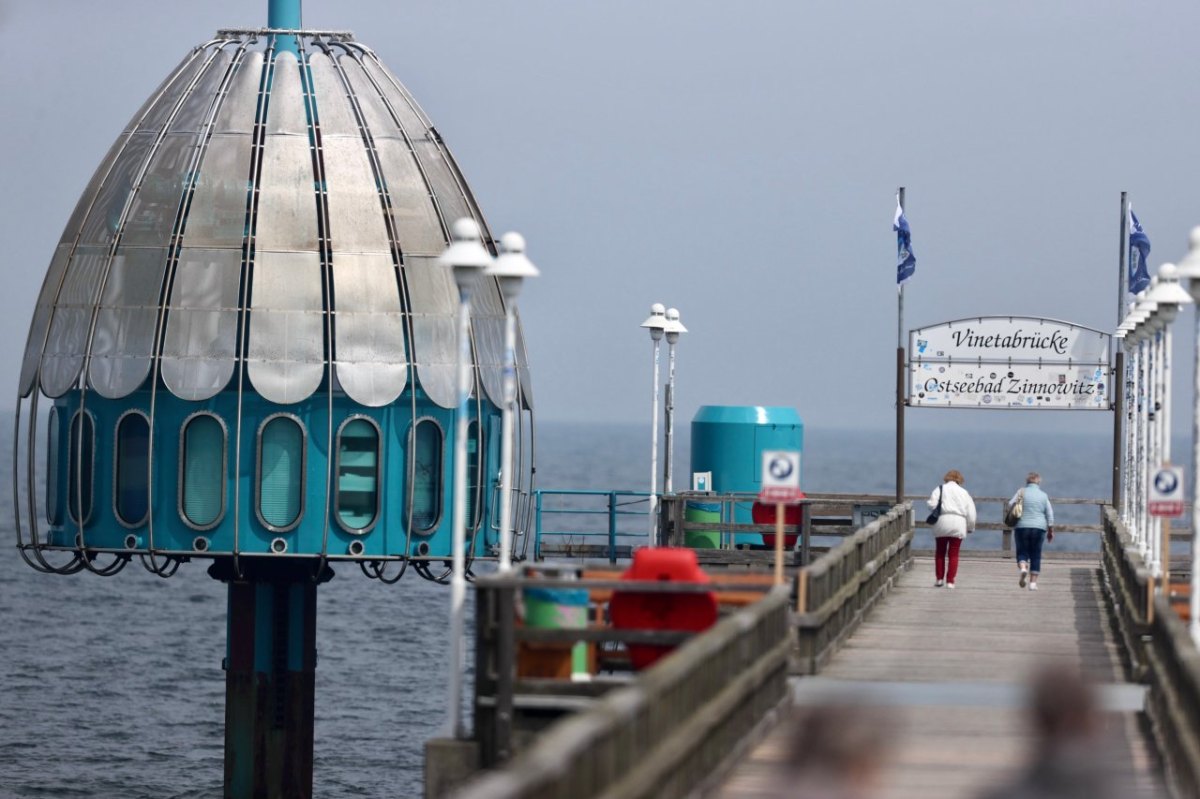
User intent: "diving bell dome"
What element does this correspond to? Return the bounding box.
[15,29,534,572]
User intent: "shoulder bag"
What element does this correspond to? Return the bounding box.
[1004,489,1024,528]
[926,487,943,525]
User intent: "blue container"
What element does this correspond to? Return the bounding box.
[690,406,804,546]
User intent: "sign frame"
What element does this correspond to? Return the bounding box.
[1149,465,1185,518]
[907,316,1112,412]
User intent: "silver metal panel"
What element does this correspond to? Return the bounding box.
[374,138,446,256]
[333,252,407,406]
[413,140,472,229]
[40,247,109,398]
[162,248,242,401]
[18,245,72,396]
[135,50,209,133]
[62,136,128,244]
[471,276,507,406]
[121,133,196,247]
[214,51,265,135]
[307,52,358,137]
[88,247,169,398]
[182,133,252,247]
[339,57,394,137]
[361,56,430,136]
[323,137,390,254]
[403,255,458,408]
[255,134,318,252]
[78,133,155,248]
[265,51,307,136]
[247,251,325,404]
[171,48,233,133]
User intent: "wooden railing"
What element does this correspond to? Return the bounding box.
[455,586,790,799]
[1101,507,1200,796]
[792,503,914,674]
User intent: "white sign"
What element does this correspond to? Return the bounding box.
[1149,465,1185,518]
[760,450,803,503]
[910,360,1111,410]
[911,317,1109,365]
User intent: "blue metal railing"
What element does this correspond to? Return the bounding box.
[532,489,652,563]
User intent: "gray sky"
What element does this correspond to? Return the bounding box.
[3,0,1200,436]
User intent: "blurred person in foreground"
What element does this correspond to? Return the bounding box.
[765,703,893,799]
[980,665,1126,799]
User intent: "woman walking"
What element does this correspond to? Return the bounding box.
[1009,472,1054,590]
[927,469,977,589]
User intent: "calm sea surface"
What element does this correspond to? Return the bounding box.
[0,420,1156,797]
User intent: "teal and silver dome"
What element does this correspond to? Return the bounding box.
[14,29,533,576]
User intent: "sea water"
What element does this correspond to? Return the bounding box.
[0,420,1177,797]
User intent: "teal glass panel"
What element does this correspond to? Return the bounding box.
[182,414,224,528]
[259,417,303,529]
[411,420,441,531]
[68,412,95,524]
[46,408,61,525]
[466,421,480,530]
[336,418,379,532]
[115,413,150,525]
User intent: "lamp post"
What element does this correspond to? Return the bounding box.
[1115,322,1135,529]
[1131,294,1156,557]
[641,304,667,547]
[662,308,687,495]
[485,232,539,572]
[1170,227,1200,643]
[438,217,493,738]
[1144,264,1192,582]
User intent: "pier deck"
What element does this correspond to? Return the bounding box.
[713,556,1167,798]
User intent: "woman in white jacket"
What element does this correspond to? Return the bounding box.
[927,469,977,588]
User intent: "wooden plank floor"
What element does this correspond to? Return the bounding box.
[712,557,1167,798]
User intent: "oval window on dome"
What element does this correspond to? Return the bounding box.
[257,415,305,532]
[67,410,96,525]
[409,418,443,532]
[180,413,226,530]
[46,407,62,526]
[466,420,481,531]
[115,411,150,527]
[336,417,380,534]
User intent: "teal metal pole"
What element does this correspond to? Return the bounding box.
[268,0,301,54]
[214,561,328,799]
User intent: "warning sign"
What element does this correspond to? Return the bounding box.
[1148,465,1184,518]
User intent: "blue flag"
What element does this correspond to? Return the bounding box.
[894,198,916,285]
[1129,207,1151,295]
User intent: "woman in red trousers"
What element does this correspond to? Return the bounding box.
[926,469,977,589]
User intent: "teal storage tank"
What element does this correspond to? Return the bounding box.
[690,406,804,546]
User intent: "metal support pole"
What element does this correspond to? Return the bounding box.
[664,341,677,494]
[447,287,473,739]
[608,491,618,564]
[213,561,328,799]
[1191,304,1200,643]
[1113,350,1124,509]
[896,187,906,507]
[648,339,662,547]
[497,306,518,572]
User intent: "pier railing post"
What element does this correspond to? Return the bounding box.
[608,492,618,564]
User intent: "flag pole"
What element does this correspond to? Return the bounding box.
[1119,191,1128,323]
[1114,192,1128,509]
[896,186,906,506]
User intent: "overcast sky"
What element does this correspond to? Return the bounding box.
[3,0,1200,437]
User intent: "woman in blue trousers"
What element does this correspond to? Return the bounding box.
[1009,472,1054,591]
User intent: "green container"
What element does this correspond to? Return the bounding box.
[684,501,721,549]
[523,587,589,678]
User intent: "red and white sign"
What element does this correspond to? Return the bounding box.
[759,450,803,505]
[1149,465,1185,518]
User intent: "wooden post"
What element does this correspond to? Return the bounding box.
[774,502,785,585]
[796,569,809,613]
[1162,517,1172,590]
